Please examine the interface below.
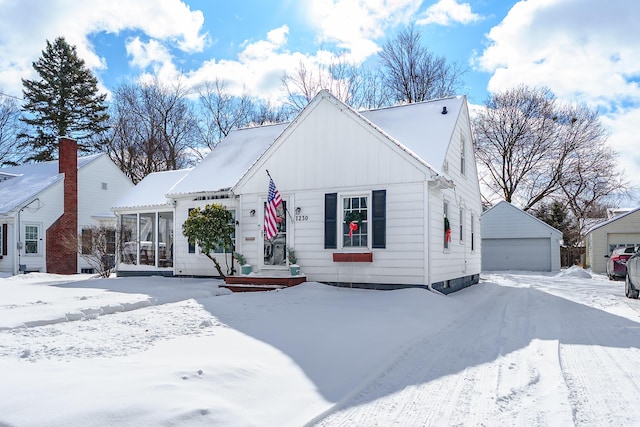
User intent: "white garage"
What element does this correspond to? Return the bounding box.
[481,201,562,272]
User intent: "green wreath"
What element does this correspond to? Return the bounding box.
[345,211,365,227]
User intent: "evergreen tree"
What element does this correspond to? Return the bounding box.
[20,37,109,161]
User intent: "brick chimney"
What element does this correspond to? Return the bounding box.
[46,137,78,274]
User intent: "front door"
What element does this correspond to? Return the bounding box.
[263,201,287,267]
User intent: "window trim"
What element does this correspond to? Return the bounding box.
[24,223,41,256]
[459,207,464,243]
[460,135,466,176]
[340,192,370,250]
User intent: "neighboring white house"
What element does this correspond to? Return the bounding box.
[0,137,134,275]
[114,90,483,293]
[585,207,640,274]
[481,201,562,272]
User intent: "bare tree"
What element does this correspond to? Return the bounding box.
[379,25,466,104]
[281,58,366,113]
[0,94,25,166]
[473,85,630,217]
[106,78,199,183]
[195,79,256,151]
[59,224,118,278]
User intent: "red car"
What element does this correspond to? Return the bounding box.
[605,246,636,280]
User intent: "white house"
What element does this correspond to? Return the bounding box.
[0,137,134,275]
[585,207,640,274]
[481,201,562,272]
[114,91,482,293]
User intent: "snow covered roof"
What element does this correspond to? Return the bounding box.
[138,93,466,201]
[167,123,288,197]
[360,96,464,170]
[112,168,192,210]
[585,206,640,234]
[0,154,102,214]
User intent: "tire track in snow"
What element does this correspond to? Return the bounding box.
[310,285,522,426]
[558,308,640,426]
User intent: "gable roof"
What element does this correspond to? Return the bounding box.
[585,206,640,234]
[112,168,192,210]
[0,153,102,214]
[482,200,562,236]
[142,91,467,200]
[360,96,464,171]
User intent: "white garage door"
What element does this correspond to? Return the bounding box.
[482,238,551,271]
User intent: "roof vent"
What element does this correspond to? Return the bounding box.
[441,106,448,115]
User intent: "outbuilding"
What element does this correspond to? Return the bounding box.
[481,201,562,272]
[584,207,640,274]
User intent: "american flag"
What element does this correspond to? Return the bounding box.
[264,177,282,240]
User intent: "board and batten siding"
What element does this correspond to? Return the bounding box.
[173,197,238,277]
[586,210,640,273]
[233,95,433,286]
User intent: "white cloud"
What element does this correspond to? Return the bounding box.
[0,0,206,96]
[305,0,421,63]
[416,0,482,26]
[475,0,640,191]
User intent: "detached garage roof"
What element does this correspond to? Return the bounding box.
[482,201,562,239]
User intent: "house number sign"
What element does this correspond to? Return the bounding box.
[295,215,309,221]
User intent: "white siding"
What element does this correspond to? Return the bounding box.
[12,182,64,273]
[173,197,239,277]
[77,156,134,272]
[586,210,640,273]
[429,107,482,284]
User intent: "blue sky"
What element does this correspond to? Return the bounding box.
[0,0,639,193]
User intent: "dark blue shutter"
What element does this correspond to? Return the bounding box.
[324,193,337,249]
[372,190,386,248]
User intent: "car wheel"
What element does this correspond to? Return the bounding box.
[626,274,639,299]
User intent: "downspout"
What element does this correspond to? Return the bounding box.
[425,179,432,290]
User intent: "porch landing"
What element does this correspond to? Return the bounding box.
[223,272,306,292]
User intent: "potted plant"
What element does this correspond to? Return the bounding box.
[234,252,252,275]
[287,246,300,276]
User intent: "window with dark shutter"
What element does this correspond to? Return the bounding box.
[2,223,6,256]
[324,193,337,249]
[372,190,386,248]
[188,208,196,253]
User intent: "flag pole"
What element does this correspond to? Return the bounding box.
[265,169,293,221]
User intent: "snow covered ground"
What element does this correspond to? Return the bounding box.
[1,268,640,426]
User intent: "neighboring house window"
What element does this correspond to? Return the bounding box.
[471,213,475,252]
[343,195,368,248]
[460,136,466,176]
[459,208,464,242]
[24,224,39,254]
[444,201,450,250]
[81,228,93,254]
